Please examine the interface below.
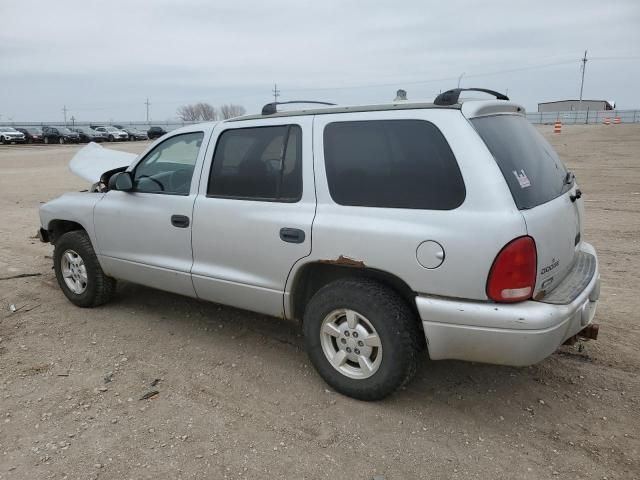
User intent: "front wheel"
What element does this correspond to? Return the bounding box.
[53,230,116,307]
[303,278,420,401]
[108,135,114,142]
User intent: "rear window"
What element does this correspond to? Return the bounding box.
[323,120,465,210]
[471,115,570,209]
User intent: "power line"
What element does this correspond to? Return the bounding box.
[284,59,582,93]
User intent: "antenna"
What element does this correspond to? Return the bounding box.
[272,84,280,103]
[145,98,151,122]
[578,50,588,111]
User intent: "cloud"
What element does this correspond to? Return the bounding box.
[1,0,638,121]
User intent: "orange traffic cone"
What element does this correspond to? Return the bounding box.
[603,117,610,125]
[614,117,621,124]
[553,121,562,133]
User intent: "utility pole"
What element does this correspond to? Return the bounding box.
[70,115,76,126]
[62,105,68,125]
[578,50,588,111]
[457,72,465,88]
[145,98,151,122]
[272,84,280,103]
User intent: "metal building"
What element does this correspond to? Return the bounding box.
[538,99,614,112]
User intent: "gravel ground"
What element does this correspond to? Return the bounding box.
[0,125,639,480]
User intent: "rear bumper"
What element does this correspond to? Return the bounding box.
[416,242,600,366]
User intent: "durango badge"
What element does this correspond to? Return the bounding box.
[540,258,560,275]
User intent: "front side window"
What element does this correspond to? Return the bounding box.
[133,132,203,195]
[323,120,465,209]
[207,125,302,202]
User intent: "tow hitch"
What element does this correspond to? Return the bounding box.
[563,323,599,345]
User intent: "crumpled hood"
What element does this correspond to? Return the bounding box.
[69,142,137,183]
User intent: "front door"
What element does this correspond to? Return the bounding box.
[94,130,208,297]
[191,117,316,317]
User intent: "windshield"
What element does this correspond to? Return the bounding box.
[58,127,74,134]
[27,127,42,134]
[106,127,119,132]
[2,126,17,132]
[471,114,570,210]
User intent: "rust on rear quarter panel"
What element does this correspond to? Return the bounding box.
[318,255,365,268]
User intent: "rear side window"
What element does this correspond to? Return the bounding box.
[208,125,302,202]
[471,115,569,209]
[323,120,465,209]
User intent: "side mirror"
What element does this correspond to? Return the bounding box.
[108,171,134,192]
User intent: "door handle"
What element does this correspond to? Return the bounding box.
[280,228,305,244]
[171,214,190,228]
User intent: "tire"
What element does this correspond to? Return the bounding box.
[1,136,6,145]
[59,137,64,144]
[108,135,114,142]
[44,137,49,144]
[53,230,116,308]
[303,278,420,401]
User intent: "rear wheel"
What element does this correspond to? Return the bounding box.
[303,278,420,401]
[53,231,116,307]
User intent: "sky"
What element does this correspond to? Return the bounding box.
[1,0,639,123]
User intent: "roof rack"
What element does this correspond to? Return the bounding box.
[261,100,336,115]
[434,88,509,106]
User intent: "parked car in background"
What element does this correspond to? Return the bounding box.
[38,88,600,401]
[42,126,80,144]
[147,126,167,139]
[15,127,44,143]
[122,127,148,141]
[71,127,106,143]
[93,126,128,142]
[0,126,27,144]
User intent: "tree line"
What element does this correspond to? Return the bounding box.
[176,103,246,121]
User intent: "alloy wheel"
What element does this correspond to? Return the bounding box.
[60,249,88,294]
[320,309,382,379]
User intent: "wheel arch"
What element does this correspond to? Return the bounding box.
[288,261,422,331]
[47,219,87,245]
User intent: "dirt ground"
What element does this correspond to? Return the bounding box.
[0,125,639,480]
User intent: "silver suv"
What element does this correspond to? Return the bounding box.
[38,88,600,400]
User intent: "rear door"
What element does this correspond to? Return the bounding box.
[190,117,315,317]
[471,114,583,297]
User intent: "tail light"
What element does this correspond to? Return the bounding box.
[487,236,537,303]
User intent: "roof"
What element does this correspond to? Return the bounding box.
[226,101,460,122]
[538,99,612,105]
